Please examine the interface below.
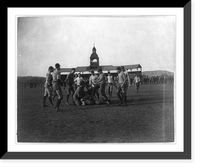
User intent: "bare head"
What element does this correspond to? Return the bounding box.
[120,66,125,72]
[98,68,102,74]
[91,70,94,75]
[71,68,76,74]
[48,66,54,72]
[55,63,60,70]
[116,67,121,73]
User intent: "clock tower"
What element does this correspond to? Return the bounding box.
[89,46,99,69]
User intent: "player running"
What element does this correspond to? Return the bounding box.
[96,68,109,104]
[65,68,76,105]
[107,71,114,100]
[116,66,127,105]
[43,66,54,107]
[73,80,86,106]
[89,70,100,100]
[52,63,63,112]
[74,73,84,87]
[121,66,131,105]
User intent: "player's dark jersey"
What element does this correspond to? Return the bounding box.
[66,73,75,86]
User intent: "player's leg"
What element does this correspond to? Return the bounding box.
[48,96,54,106]
[43,88,48,107]
[110,84,113,99]
[122,84,128,105]
[47,87,54,106]
[137,83,140,93]
[101,83,109,103]
[66,85,71,105]
[99,84,103,100]
[71,86,75,102]
[108,84,111,98]
[73,95,81,106]
[135,83,138,93]
[116,85,123,105]
[94,86,100,100]
[43,96,48,107]
[96,91,99,100]
[55,86,63,111]
[74,84,77,91]
[91,86,95,98]
[52,89,57,100]
[51,83,58,100]
[136,83,138,93]
[80,98,85,106]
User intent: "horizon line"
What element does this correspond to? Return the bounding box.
[17,69,174,77]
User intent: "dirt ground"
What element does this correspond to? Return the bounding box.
[17,83,174,143]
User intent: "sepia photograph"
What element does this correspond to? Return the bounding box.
[17,15,175,143]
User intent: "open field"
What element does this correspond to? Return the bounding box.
[17,83,174,143]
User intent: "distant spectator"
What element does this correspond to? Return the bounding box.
[134,74,141,93]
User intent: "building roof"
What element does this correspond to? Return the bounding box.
[60,64,142,74]
[60,66,87,73]
[122,64,142,69]
[76,66,88,72]
[100,64,142,71]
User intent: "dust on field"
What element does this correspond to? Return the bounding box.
[17,84,174,143]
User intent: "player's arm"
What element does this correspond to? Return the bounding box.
[46,74,51,86]
[49,75,53,87]
[65,74,69,85]
[105,76,108,83]
[76,87,80,97]
[81,77,85,82]
[96,74,103,83]
[74,77,77,83]
[89,76,92,86]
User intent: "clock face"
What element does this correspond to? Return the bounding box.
[92,59,98,63]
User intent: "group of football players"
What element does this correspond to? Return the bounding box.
[43,63,140,111]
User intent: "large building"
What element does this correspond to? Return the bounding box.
[60,46,142,79]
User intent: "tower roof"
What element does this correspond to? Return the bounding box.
[92,46,96,51]
[90,46,98,59]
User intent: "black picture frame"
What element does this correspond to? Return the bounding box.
[2,1,191,159]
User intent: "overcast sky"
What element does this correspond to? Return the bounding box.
[17,16,175,76]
